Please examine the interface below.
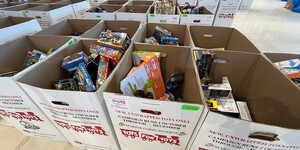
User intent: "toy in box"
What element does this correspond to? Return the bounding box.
[152,26,172,44]
[98,30,131,51]
[96,56,110,89]
[23,50,48,69]
[204,76,232,98]
[74,63,96,92]
[121,54,166,99]
[132,51,162,66]
[52,78,79,91]
[274,58,300,79]
[62,51,89,72]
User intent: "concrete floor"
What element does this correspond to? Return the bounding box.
[0,0,299,149]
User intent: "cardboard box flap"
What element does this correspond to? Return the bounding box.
[81,20,141,39]
[100,0,127,5]
[264,53,300,63]
[129,0,153,5]
[208,51,260,97]
[0,4,41,11]
[236,56,300,129]
[227,29,260,53]
[0,17,33,28]
[190,26,260,53]
[27,4,69,11]
[118,5,150,13]
[17,40,96,89]
[0,36,72,75]
[105,43,203,104]
[35,19,100,36]
[98,5,122,12]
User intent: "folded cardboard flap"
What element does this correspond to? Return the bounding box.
[98,5,122,12]
[120,5,149,13]
[0,36,71,74]
[1,4,42,11]
[143,23,190,46]
[35,19,100,36]
[81,20,141,39]
[130,0,153,5]
[190,26,260,53]
[0,17,33,28]
[0,37,33,74]
[236,56,300,129]
[105,44,203,104]
[264,53,300,63]
[17,40,96,89]
[208,51,300,129]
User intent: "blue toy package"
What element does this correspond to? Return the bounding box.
[292,5,300,12]
[161,36,179,46]
[152,26,172,44]
[74,63,96,92]
[62,51,89,72]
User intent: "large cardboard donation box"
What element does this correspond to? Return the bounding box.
[103,44,206,150]
[34,19,100,37]
[189,51,300,150]
[62,0,91,19]
[0,36,75,141]
[127,0,153,6]
[178,6,214,26]
[0,17,41,45]
[24,4,76,29]
[148,6,180,24]
[116,5,150,24]
[16,40,122,149]
[0,4,42,18]
[198,0,219,14]
[81,20,141,42]
[189,26,260,53]
[134,23,191,46]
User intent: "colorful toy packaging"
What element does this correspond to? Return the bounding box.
[23,49,50,69]
[62,51,89,72]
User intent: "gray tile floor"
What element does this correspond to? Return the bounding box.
[0,0,299,149]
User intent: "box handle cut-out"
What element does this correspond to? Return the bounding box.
[141,109,161,115]
[193,19,201,23]
[203,34,213,38]
[248,132,280,142]
[51,101,69,106]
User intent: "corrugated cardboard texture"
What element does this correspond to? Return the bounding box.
[17,40,97,89]
[27,4,68,11]
[135,23,191,46]
[264,53,300,63]
[190,26,260,53]
[0,17,34,28]
[118,5,150,13]
[81,20,141,39]
[0,4,42,11]
[0,36,72,74]
[104,44,203,104]
[129,0,153,5]
[208,51,300,129]
[34,19,100,36]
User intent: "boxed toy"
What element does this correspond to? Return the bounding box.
[274,58,300,79]
[97,30,131,51]
[121,54,166,99]
[204,76,232,98]
[132,50,162,66]
[62,51,89,72]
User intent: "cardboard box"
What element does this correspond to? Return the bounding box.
[239,0,254,10]
[178,6,214,26]
[116,5,150,24]
[0,35,75,141]
[213,0,242,27]
[0,4,42,18]
[0,17,41,45]
[30,0,67,4]
[135,23,191,46]
[83,5,121,20]
[61,0,91,19]
[24,4,76,29]
[100,0,128,5]
[81,20,141,42]
[197,0,219,14]
[34,19,100,37]
[188,51,300,150]
[148,6,180,24]
[89,0,106,7]
[264,52,300,89]
[177,0,197,7]
[189,26,260,53]
[103,43,205,150]
[127,0,153,6]
[15,39,121,149]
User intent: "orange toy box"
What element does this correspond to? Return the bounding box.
[120,54,165,99]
